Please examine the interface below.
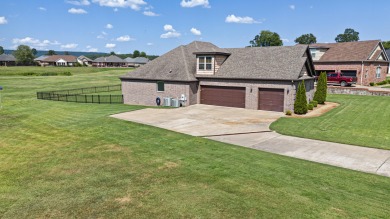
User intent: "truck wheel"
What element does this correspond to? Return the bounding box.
[340,81,347,87]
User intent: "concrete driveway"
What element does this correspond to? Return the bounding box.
[111,104,284,136]
[111,104,390,177]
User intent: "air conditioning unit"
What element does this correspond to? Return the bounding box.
[171,99,180,108]
[163,97,172,106]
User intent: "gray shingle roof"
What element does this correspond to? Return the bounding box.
[120,41,312,82]
[386,49,390,60]
[124,57,135,63]
[0,54,16,62]
[133,57,149,64]
[78,55,92,62]
[34,55,48,61]
[93,55,124,63]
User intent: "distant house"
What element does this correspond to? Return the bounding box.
[34,55,78,67]
[77,55,93,66]
[120,41,315,112]
[125,57,149,67]
[92,55,126,67]
[310,40,389,85]
[0,54,16,66]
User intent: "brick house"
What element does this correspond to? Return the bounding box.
[92,55,126,67]
[120,41,316,112]
[34,55,78,66]
[310,40,389,86]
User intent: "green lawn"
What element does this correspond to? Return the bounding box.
[0,66,132,76]
[271,94,390,150]
[0,71,390,218]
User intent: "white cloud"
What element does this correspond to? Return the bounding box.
[161,24,181,38]
[97,35,104,39]
[106,23,113,29]
[61,43,78,49]
[38,7,47,11]
[164,24,175,32]
[68,8,88,14]
[113,8,118,12]
[143,11,159,16]
[190,28,201,36]
[116,35,135,42]
[102,31,108,35]
[161,32,181,39]
[290,5,295,10]
[66,0,91,5]
[0,17,8,25]
[282,38,290,43]
[12,37,60,49]
[147,42,153,46]
[180,0,210,8]
[92,0,147,11]
[225,14,260,24]
[105,43,116,48]
[88,48,98,52]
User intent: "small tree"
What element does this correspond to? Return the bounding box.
[0,46,4,55]
[46,50,56,55]
[249,30,283,47]
[31,48,37,56]
[110,51,116,55]
[132,50,140,58]
[335,28,359,42]
[140,51,146,57]
[294,33,317,44]
[313,72,327,104]
[13,45,35,65]
[294,80,308,114]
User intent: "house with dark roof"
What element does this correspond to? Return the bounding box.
[34,55,78,66]
[124,57,149,67]
[120,41,316,112]
[92,55,126,67]
[310,40,389,85]
[0,54,16,66]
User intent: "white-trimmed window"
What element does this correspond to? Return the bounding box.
[376,66,381,78]
[198,56,213,71]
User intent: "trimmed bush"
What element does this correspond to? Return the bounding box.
[307,104,314,110]
[285,110,292,116]
[313,72,327,104]
[369,82,375,86]
[376,80,388,86]
[294,80,308,114]
[310,100,318,107]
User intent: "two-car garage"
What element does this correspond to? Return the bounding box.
[200,85,285,112]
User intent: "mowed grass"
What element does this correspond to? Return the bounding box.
[271,94,390,150]
[0,69,390,218]
[0,66,132,76]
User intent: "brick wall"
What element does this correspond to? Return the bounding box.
[327,86,390,96]
[314,62,389,86]
[122,80,196,106]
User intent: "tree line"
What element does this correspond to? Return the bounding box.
[249,28,390,48]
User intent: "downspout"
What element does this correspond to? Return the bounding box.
[360,61,364,86]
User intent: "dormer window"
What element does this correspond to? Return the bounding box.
[198,56,213,71]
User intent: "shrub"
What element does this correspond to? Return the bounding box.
[285,110,292,116]
[61,71,72,76]
[310,100,318,107]
[369,82,375,86]
[313,72,327,104]
[376,80,388,86]
[307,104,314,110]
[294,80,308,114]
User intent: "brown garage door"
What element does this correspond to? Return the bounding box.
[258,88,284,112]
[201,86,245,108]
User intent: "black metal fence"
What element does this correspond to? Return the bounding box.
[37,85,123,104]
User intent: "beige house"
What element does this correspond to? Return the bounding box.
[120,41,316,112]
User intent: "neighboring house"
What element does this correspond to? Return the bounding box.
[92,55,126,67]
[120,41,315,112]
[386,49,390,73]
[35,55,78,66]
[124,57,149,67]
[0,54,16,66]
[310,40,389,85]
[77,55,93,66]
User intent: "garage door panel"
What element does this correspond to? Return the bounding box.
[259,88,284,112]
[201,86,245,108]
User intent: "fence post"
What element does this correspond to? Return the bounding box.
[85,95,87,103]
[110,94,112,104]
[98,95,100,104]
[76,95,78,102]
[66,94,68,102]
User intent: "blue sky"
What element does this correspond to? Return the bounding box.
[1,0,390,55]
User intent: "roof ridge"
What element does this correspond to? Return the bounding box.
[180,45,191,80]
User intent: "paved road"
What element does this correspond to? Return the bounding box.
[112,104,390,177]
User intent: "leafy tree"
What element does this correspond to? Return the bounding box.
[13,45,35,65]
[46,50,56,55]
[335,28,359,42]
[140,51,147,57]
[133,50,140,58]
[249,30,283,47]
[0,46,4,55]
[31,48,37,56]
[313,72,327,104]
[294,81,308,114]
[294,33,317,44]
[64,51,70,55]
[382,41,390,50]
[110,51,116,55]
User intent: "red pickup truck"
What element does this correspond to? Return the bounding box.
[317,72,357,87]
